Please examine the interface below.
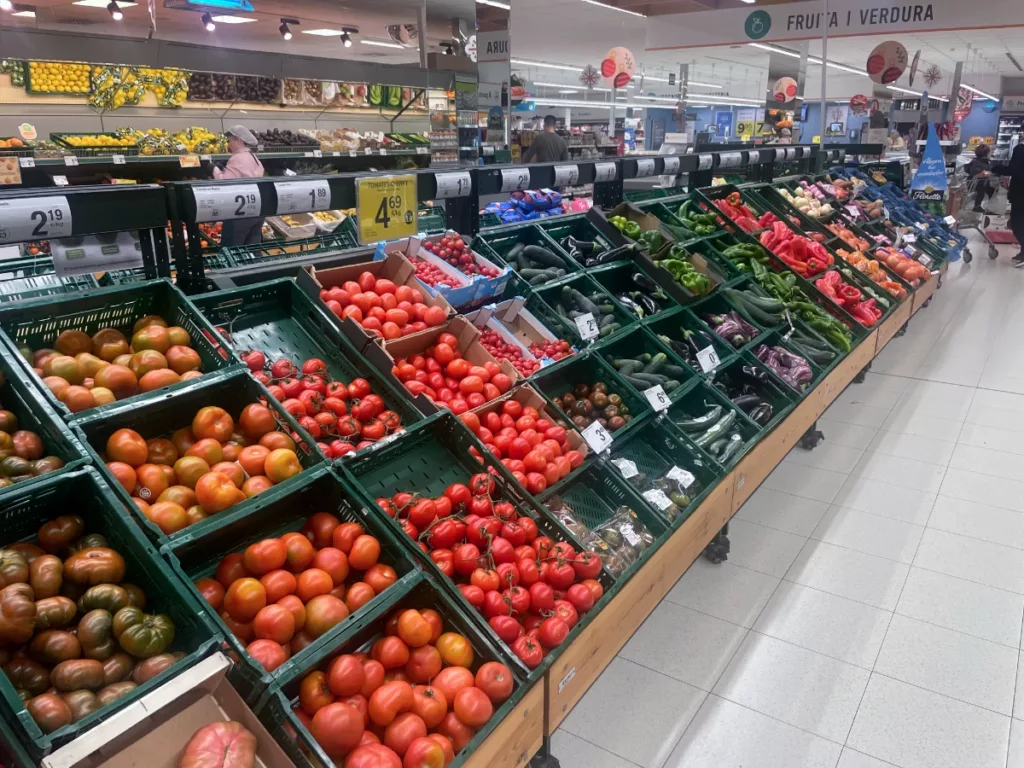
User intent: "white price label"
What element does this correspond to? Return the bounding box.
[18,157,34,168]
[635,158,655,178]
[53,175,69,187]
[696,345,720,373]
[594,162,616,183]
[303,151,314,158]
[697,154,713,171]
[313,149,323,158]
[844,204,861,220]
[719,152,744,169]
[274,180,331,214]
[349,151,358,158]
[283,169,297,177]
[611,458,639,479]
[574,312,599,341]
[581,421,613,453]
[379,149,387,156]
[500,167,531,193]
[63,156,79,167]
[200,154,212,162]
[943,215,956,226]
[416,147,429,155]
[111,154,126,165]
[883,206,891,220]
[915,222,928,230]
[364,148,373,155]
[785,148,797,160]
[0,196,72,245]
[553,164,579,187]
[482,146,495,156]
[621,527,642,546]
[193,184,262,223]
[642,488,673,512]
[903,234,916,244]
[917,253,932,267]
[644,384,670,412]
[662,156,680,174]
[435,172,472,199]
[666,465,695,489]
[774,148,786,161]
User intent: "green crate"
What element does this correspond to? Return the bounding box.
[220,229,360,268]
[688,285,772,353]
[532,272,638,345]
[642,305,738,375]
[190,278,422,460]
[72,369,325,547]
[594,325,694,402]
[635,200,692,231]
[623,188,669,203]
[605,413,724,527]
[661,379,761,467]
[0,713,33,768]
[537,461,669,582]
[537,214,619,266]
[0,344,91,496]
[0,467,221,760]
[474,224,580,285]
[588,261,678,322]
[0,272,99,303]
[258,571,542,768]
[160,465,421,703]
[708,352,796,436]
[0,278,239,423]
[480,212,503,229]
[746,328,827,395]
[339,412,617,673]
[530,351,652,442]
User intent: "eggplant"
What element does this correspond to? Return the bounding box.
[636,294,660,317]
[632,272,661,293]
[749,403,774,425]
[731,394,762,412]
[617,294,644,317]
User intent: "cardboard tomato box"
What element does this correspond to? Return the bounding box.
[376,236,477,309]
[362,315,521,416]
[295,252,455,353]
[466,297,577,372]
[470,383,589,461]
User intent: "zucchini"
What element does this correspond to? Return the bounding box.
[642,353,667,374]
[522,245,565,269]
[520,268,558,279]
[673,405,722,433]
[599,313,617,328]
[718,433,744,463]
[662,364,688,378]
[598,323,621,337]
[708,437,728,456]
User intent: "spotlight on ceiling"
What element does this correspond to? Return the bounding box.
[0,0,12,11]
[107,1,122,19]
[341,26,357,47]
[279,17,298,39]
[201,11,215,31]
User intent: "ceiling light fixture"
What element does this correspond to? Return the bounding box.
[688,81,723,88]
[201,12,215,30]
[107,1,122,19]
[210,14,255,23]
[73,0,137,6]
[0,0,14,9]
[361,39,405,49]
[10,5,34,16]
[749,42,800,58]
[302,27,344,35]
[341,27,357,47]
[476,0,510,8]
[579,0,646,17]
[961,83,997,100]
[558,89,579,93]
[511,58,581,72]
[740,0,756,3]
[279,17,298,39]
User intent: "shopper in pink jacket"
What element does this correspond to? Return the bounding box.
[215,124,265,246]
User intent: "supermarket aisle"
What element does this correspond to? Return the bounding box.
[550,236,1024,768]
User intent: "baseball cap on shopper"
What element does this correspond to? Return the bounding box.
[226,125,258,147]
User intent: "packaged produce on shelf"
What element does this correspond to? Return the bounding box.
[0,137,27,151]
[333,82,368,107]
[758,222,833,276]
[467,298,575,376]
[837,248,908,299]
[483,189,565,224]
[709,190,782,234]
[669,403,746,464]
[1,515,179,733]
[139,67,190,107]
[814,271,882,327]
[28,61,90,94]
[421,233,503,280]
[88,67,145,110]
[477,327,543,377]
[18,315,209,413]
[281,79,304,105]
[655,245,713,295]
[192,514,397,672]
[187,72,236,101]
[547,497,654,575]
[751,343,814,391]
[548,381,634,434]
[609,455,706,523]
[137,127,226,156]
[778,186,834,219]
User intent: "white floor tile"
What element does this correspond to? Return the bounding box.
[927,495,1024,551]
[896,567,1024,649]
[811,506,924,564]
[753,581,892,669]
[914,528,1024,594]
[866,428,957,465]
[722,520,807,578]
[821,400,892,429]
[664,695,842,768]
[786,539,910,611]
[874,614,1018,714]
[837,749,899,768]
[950,443,1024,481]
[890,381,976,421]
[828,382,903,411]
[939,467,1024,513]
[618,601,747,691]
[1013,655,1024,720]
[734,487,830,537]
[966,402,1024,433]
[550,730,641,768]
[762,462,849,504]
[880,410,965,442]
[850,451,947,493]
[956,421,1024,458]
[665,559,780,628]
[561,657,706,768]
[970,388,1024,414]
[816,418,879,450]
[831,475,937,526]
[847,674,1011,768]
[712,632,869,742]
[784,442,865,473]
[1007,719,1024,767]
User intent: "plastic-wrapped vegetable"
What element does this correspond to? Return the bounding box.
[703,311,759,348]
[546,497,654,576]
[752,343,814,391]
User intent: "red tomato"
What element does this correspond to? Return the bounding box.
[345,745,402,768]
[403,737,446,768]
[311,701,365,757]
[537,616,570,649]
[431,667,474,707]
[368,680,414,726]
[511,635,543,669]
[453,686,493,728]
[475,662,514,704]
[572,551,603,580]
[566,582,596,614]
[553,599,579,630]
[487,615,521,645]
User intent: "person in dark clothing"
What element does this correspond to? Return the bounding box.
[992,144,1024,265]
[965,143,995,212]
[521,115,569,163]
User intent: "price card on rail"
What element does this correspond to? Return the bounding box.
[662,156,680,174]
[111,155,126,165]
[785,147,798,160]
[594,162,616,183]
[697,154,713,171]
[774,148,786,161]
[574,312,599,341]
[355,174,416,244]
[435,171,472,199]
[0,196,72,244]
[500,167,531,193]
[51,231,143,277]
[581,420,613,453]
[275,180,331,215]
[696,345,720,373]
[644,384,670,412]
[718,152,744,169]
[635,158,655,178]
[553,164,579,187]
[944,215,957,226]
[63,156,78,167]
[18,157,34,168]
[917,252,933,267]
[193,184,262,223]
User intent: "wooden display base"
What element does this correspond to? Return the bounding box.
[463,275,941,765]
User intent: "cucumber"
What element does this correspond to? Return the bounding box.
[741,302,784,327]
[664,380,681,392]
[738,291,785,313]
[520,268,557,279]
[522,245,566,269]
[631,372,669,384]
[693,411,737,448]
[598,323,621,338]
[708,437,728,456]
[507,242,526,262]
[642,352,667,374]
[617,360,643,376]
[599,314,617,328]
[718,433,744,463]
[673,405,722,433]
[662,364,689,378]
[529,274,552,285]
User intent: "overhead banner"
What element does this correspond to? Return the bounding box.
[646,0,1024,49]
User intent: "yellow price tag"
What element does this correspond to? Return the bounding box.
[356,174,417,244]
[178,154,201,168]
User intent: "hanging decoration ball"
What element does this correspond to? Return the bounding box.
[849,94,869,116]
[579,65,601,89]
[601,47,635,88]
[865,41,908,85]
[772,76,798,103]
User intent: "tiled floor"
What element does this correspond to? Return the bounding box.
[550,235,1024,767]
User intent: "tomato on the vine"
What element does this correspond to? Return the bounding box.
[468,473,494,497]
[443,483,471,511]
[572,551,602,580]
[511,636,543,669]
[553,599,579,630]
[487,615,521,644]
[538,616,569,649]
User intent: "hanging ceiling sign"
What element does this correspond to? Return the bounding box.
[953,86,973,122]
[866,41,908,85]
[645,0,1024,49]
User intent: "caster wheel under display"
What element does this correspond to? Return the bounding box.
[989,245,999,259]
[963,248,973,264]
[704,527,731,564]
[531,755,562,768]
[852,361,871,384]
[922,297,932,308]
[798,423,824,450]
[895,322,908,338]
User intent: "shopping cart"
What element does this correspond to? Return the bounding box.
[955,172,1001,262]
